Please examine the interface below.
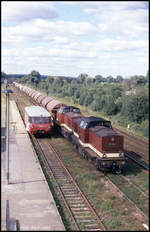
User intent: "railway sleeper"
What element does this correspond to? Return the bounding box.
[71,207,89,211]
[75,215,95,219]
[71,208,91,213]
[63,191,79,195]
[72,211,91,215]
[84,224,100,229]
[77,219,97,223]
[65,196,82,200]
[61,185,75,189]
[64,194,80,197]
[69,203,86,207]
[84,228,101,231]
[68,200,83,203]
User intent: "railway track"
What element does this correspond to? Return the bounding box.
[113,127,149,170]
[106,177,148,221]
[31,136,106,231]
[113,126,148,144]
[125,151,149,171]
[10,85,149,230]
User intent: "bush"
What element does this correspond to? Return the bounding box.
[121,95,149,123]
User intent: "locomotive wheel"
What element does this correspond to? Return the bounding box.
[83,152,88,160]
[85,153,89,160]
[78,146,83,155]
[95,158,100,170]
[121,167,126,175]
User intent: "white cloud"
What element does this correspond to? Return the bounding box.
[2,1,58,23]
[64,1,148,39]
[97,8,148,38]
[2,19,97,47]
[2,1,148,77]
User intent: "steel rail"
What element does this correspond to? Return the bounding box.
[125,151,149,171]
[46,139,106,231]
[31,135,80,231]
[106,176,149,220]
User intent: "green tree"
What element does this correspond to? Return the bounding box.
[104,95,118,115]
[91,95,106,111]
[116,75,123,83]
[146,70,149,82]
[86,77,93,86]
[46,76,54,85]
[106,75,114,83]
[84,92,93,106]
[121,95,149,123]
[94,75,104,83]
[108,85,123,101]
[77,73,88,84]
[28,70,41,86]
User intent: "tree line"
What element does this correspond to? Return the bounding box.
[2,70,149,138]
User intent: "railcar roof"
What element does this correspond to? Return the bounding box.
[81,116,110,123]
[25,106,51,117]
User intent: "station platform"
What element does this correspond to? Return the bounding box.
[1,100,65,231]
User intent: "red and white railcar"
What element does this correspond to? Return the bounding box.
[24,106,52,135]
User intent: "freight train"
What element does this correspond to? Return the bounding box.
[13,82,127,174]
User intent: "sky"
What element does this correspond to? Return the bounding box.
[1,1,149,78]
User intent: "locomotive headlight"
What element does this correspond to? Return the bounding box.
[119,152,124,157]
[103,153,107,158]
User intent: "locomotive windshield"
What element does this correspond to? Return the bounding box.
[80,121,88,129]
[32,117,50,124]
[80,119,111,129]
[72,108,80,113]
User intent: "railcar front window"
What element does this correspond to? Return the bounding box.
[32,117,50,124]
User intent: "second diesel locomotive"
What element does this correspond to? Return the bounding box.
[13,82,127,173]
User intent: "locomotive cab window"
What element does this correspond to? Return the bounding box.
[63,108,70,113]
[32,117,50,124]
[80,121,88,129]
[80,121,84,128]
[58,108,64,114]
[72,108,80,113]
[104,122,111,128]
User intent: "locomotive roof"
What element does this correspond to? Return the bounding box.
[65,112,82,118]
[60,105,80,110]
[89,126,118,137]
[25,106,51,117]
[82,116,110,123]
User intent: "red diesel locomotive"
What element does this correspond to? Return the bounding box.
[56,106,126,173]
[13,82,127,173]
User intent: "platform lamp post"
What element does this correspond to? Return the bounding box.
[3,88,13,184]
